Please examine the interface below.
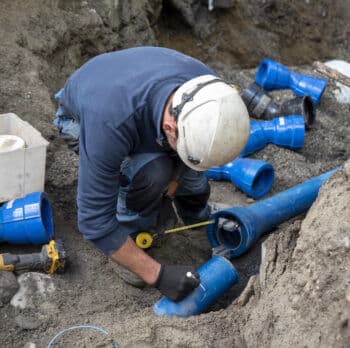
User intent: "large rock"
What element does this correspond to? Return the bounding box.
[11,272,56,310]
[0,271,18,306]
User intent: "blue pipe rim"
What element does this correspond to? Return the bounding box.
[256,58,272,88]
[208,211,245,252]
[312,79,328,105]
[249,162,275,199]
[208,207,257,258]
[39,192,54,240]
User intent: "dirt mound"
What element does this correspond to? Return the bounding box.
[0,1,349,347]
[230,166,350,347]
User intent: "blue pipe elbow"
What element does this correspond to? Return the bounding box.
[241,83,316,130]
[255,58,327,105]
[205,158,274,199]
[241,115,305,156]
[207,167,340,258]
[0,192,54,244]
[153,255,238,317]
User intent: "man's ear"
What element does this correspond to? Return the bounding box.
[163,114,177,133]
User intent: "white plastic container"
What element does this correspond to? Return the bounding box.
[0,113,49,203]
[325,60,350,104]
[0,135,25,153]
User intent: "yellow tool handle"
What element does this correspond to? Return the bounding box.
[0,255,15,271]
[0,251,44,271]
[0,240,66,274]
[46,240,66,274]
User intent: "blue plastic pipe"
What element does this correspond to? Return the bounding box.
[153,255,238,317]
[205,158,274,199]
[0,192,54,244]
[255,58,327,105]
[241,115,305,157]
[207,167,340,258]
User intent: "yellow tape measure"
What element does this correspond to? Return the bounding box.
[135,232,154,249]
[135,220,214,249]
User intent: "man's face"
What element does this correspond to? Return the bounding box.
[162,92,178,151]
[164,125,178,151]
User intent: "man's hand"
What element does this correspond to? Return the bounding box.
[110,237,161,285]
[110,237,200,301]
[155,265,200,302]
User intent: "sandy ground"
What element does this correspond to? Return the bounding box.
[0,1,350,347]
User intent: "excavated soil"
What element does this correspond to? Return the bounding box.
[0,1,349,347]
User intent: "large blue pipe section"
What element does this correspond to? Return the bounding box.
[153,255,238,317]
[0,192,54,244]
[255,58,327,105]
[205,158,274,199]
[241,115,305,157]
[207,167,340,258]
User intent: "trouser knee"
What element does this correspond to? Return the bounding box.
[174,170,211,224]
[53,88,80,154]
[123,155,174,216]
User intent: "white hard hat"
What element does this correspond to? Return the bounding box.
[171,75,250,171]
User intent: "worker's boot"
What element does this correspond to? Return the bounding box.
[112,262,147,288]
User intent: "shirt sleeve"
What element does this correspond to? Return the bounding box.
[77,118,136,255]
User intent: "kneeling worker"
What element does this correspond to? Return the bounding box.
[54,46,250,302]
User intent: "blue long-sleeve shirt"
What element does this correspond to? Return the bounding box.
[60,47,215,253]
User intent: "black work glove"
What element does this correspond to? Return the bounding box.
[155,265,200,302]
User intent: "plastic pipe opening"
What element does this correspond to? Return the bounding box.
[216,217,243,251]
[40,194,54,240]
[251,165,274,198]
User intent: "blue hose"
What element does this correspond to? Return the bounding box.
[47,325,118,348]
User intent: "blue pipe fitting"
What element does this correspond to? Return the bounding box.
[255,58,327,105]
[241,82,316,130]
[0,192,54,244]
[241,115,305,157]
[205,158,274,199]
[153,255,238,317]
[207,167,340,258]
